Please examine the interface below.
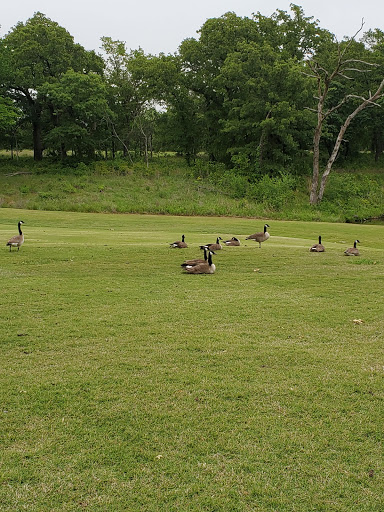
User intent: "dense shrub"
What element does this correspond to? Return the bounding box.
[247,173,299,210]
[321,172,384,221]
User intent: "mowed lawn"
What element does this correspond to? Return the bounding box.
[0,209,383,512]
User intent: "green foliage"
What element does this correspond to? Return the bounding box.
[320,172,384,221]
[1,5,384,206]
[324,173,378,201]
[0,12,104,160]
[1,156,382,223]
[41,69,112,157]
[179,7,322,170]
[248,173,298,210]
[0,97,20,132]
[19,185,30,194]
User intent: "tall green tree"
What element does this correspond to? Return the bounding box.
[178,6,329,173]
[0,97,19,132]
[179,12,257,163]
[41,70,112,159]
[216,40,314,174]
[128,50,204,163]
[357,29,384,162]
[0,12,104,160]
[102,39,204,163]
[0,96,21,156]
[101,38,147,158]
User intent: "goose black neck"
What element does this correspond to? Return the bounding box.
[182,235,185,242]
[18,222,23,235]
[208,251,212,265]
[319,236,322,244]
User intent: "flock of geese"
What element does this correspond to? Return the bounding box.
[5,221,361,270]
[169,223,362,274]
[169,224,272,274]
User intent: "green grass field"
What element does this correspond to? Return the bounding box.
[1,208,383,511]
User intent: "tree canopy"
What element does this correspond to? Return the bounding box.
[1,6,384,202]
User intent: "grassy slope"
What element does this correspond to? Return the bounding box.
[1,209,383,511]
[1,156,383,222]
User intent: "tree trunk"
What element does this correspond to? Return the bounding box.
[373,130,383,162]
[309,81,327,206]
[311,78,384,204]
[112,137,115,159]
[60,143,66,161]
[317,114,354,201]
[310,124,322,205]
[258,128,266,171]
[32,120,43,161]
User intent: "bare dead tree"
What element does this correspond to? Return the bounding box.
[305,22,384,205]
[104,114,134,164]
[137,116,149,169]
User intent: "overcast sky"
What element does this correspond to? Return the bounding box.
[1,0,383,55]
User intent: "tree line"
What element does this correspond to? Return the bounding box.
[1,5,384,204]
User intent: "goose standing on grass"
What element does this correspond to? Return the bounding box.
[344,240,360,256]
[181,248,215,268]
[310,236,325,252]
[224,237,241,246]
[170,234,188,248]
[245,224,270,248]
[183,250,216,274]
[199,237,222,251]
[6,221,25,251]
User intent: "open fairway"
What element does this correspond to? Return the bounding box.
[1,209,383,511]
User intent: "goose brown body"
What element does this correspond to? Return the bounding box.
[344,240,360,256]
[6,221,25,251]
[183,250,216,274]
[170,234,188,248]
[245,224,270,248]
[310,236,325,252]
[181,248,213,267]
[224,237,240,246]
[199,237,222,251]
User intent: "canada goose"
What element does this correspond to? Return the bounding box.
[170,234,188,248]
[183,250,216,274]
[6,221,25,251]
[310,236,325,252]
[245,224,270,248]
[344,240,360,256]
[181,247,216,268]
[224,237,240,246]
[199,237,222,251]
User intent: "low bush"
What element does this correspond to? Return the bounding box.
[247,173,299,210]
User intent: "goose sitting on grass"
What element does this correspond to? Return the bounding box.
[170,234,188,248]
[245,224,270,248]
[223,237,240,246]
[344,240,360,256]
[310,236,325,252]
[181,248,215,268]
[183,250,216,274]
[6,221,25,251]
[199,237,222,251]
